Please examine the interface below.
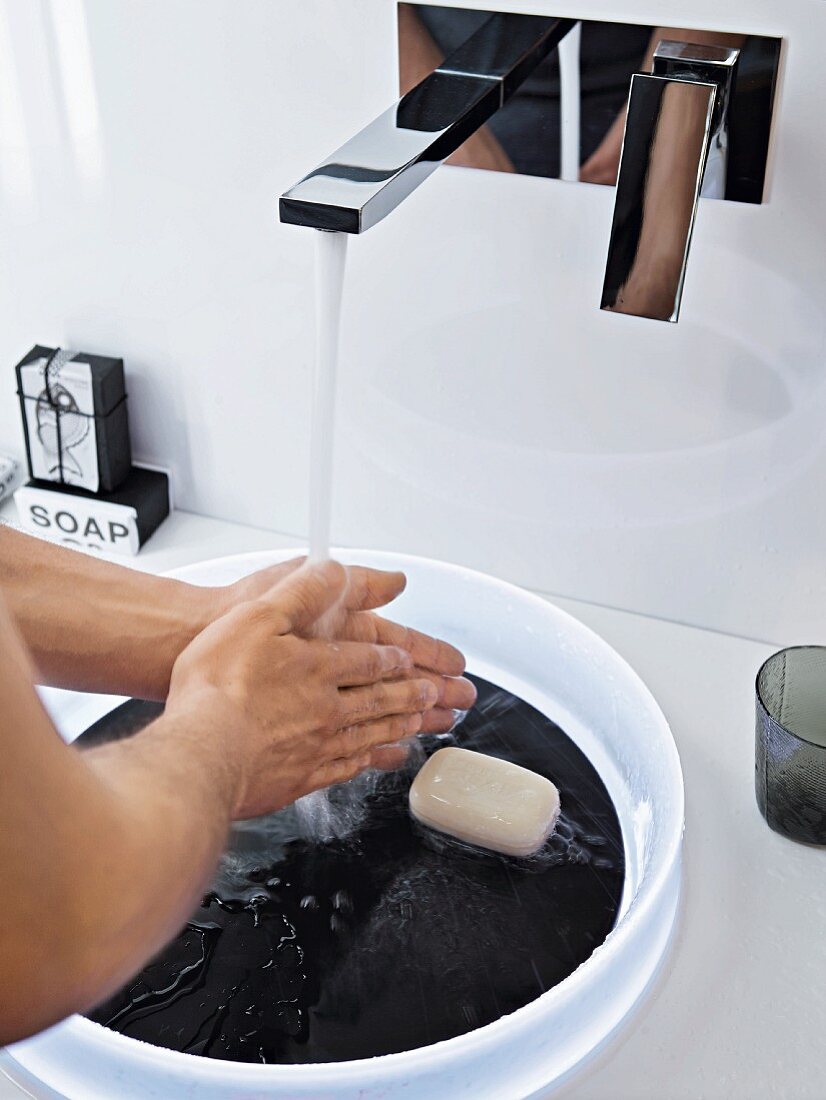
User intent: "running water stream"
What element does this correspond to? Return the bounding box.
[297,229,365,839]
[308,230,348,563]
[302,231,465,840]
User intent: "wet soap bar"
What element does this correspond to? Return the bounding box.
[409,747,561,857]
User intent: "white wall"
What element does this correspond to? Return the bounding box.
[1,0,824,643]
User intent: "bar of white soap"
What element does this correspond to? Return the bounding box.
[409,747,561,858]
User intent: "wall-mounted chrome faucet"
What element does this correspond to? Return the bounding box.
[280,11,780,322]
[280,12,575,233]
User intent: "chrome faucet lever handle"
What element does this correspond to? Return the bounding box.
[601,41,740,323]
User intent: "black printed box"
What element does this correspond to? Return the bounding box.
[16,345,131,494]
[14,467,170,556]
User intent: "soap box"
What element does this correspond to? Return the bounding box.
[14,467,170,557]
[16,345,131,494]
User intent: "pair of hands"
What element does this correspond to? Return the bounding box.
[167,558,476,820]
[0,543,474,1043]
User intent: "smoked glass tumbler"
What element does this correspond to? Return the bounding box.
[756,646,826,844]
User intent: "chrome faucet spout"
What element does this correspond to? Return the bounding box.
[279,13,576,234]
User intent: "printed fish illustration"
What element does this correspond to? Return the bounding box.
[35,382,90,481]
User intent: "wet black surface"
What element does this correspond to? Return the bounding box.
[82,675,624,1063]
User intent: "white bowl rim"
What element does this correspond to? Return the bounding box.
[22,547,684,1084]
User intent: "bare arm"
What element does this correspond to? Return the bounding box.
[0,561,442,1044]
[0,592,234,1041]
[0,525,476,723]
[0,523,216,699]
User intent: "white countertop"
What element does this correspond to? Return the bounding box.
[2,506,823,1100]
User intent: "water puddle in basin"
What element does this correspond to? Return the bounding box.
[81,674,624,1063]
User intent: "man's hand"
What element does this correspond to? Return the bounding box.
[216,557,477,734]
[0,528,475,717]
[0,560,452,1043]
[166,561,441,818]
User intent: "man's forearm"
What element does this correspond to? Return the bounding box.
[4,722,234,1044]
[0,594,235,1044]
[64,713,236,1023]
[0,524,216,699]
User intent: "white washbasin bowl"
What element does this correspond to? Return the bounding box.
[7,549,683,1099]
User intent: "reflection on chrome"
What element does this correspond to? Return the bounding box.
[280,13,577,233]
[601,41,738,323]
